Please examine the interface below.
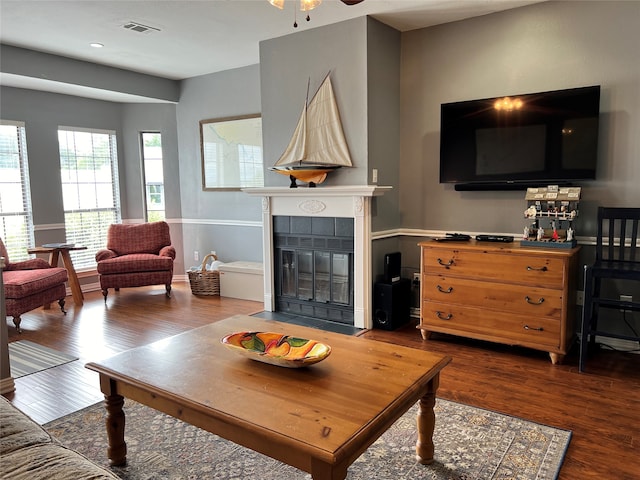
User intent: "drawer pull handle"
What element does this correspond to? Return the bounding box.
[437,285,453,294]
[526,265,548,272]
[524,296,545,305]
[524,325,544,332]
[435,311,452,320]
[437,258,454,268]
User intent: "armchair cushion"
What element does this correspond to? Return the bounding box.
[3,269,68,299]
[96,253,174,275]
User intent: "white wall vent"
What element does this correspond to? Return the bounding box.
[122,21,161,34]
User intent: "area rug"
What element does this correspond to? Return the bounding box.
[8,340,78,378]
[44,398,571,480]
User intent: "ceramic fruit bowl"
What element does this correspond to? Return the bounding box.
[221,331,331,368]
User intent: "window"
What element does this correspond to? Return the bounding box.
[58,127,121,269]
[141,132,165,222]
[0,120,34,261]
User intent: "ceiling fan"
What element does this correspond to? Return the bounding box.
[269,0,366,27]
[269,0,365,10]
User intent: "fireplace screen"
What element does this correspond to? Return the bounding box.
[274,216,354,325]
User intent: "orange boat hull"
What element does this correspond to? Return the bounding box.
[272,168,328,185]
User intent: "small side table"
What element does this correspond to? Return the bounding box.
[28,245,87,306]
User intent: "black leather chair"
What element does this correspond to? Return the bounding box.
[579,207,640,372]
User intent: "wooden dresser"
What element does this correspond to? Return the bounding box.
[418,240,580,364]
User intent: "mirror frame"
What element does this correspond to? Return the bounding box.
[200,114,263,191]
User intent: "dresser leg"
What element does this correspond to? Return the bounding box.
[548,352,564,364]
[419,329,432,340]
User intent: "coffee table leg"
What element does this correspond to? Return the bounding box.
[310,458,347,480]
[105,393,127,466]
[416,374,439,464]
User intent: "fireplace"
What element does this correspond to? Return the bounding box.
[274,215,354,325]
[244,186,390,330]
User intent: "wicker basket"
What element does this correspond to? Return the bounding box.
[187,253,220,296]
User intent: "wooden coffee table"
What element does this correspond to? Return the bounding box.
[86,315,451,480]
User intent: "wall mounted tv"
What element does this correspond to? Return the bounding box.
[439,85,600,191]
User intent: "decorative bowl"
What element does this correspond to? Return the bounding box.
[220,331,331,368]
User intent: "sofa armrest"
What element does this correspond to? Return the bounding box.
[5,258,52,271]
[95,249,117,262]
[159,245,176,260]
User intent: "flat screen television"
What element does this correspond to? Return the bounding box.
[439,85,600,191]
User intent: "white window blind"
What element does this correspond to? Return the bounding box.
[58,127,121,269]
[0,120,34,262]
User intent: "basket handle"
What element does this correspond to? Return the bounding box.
[200,253,218,272]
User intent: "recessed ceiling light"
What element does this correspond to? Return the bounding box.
[90,43,104,48]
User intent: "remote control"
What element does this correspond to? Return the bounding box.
[433,233,471,242]
[476,235,514,243]
[446,233,471,240]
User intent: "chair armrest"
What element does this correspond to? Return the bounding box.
[5,258,52,271]
[159,245,176,260]
[96,249,117,262]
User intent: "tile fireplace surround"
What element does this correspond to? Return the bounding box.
[244,186,391,330]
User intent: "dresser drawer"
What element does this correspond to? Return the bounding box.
[422,274,563,318]
[421,301,561,349]
[422,247,566,287]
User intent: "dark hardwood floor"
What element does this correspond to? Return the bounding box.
[4,283,639,479]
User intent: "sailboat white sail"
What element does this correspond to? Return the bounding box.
[271,74,352,187]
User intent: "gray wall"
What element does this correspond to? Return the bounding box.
[0,87,186,279]
[260,17,369,188]
[120,103,184,269]
[176,65,264,267]
[2,1,638,334]
[367,18,401,233]
[398,0,640,334]
[1,45,179,102]
[121,103,181,221]
[259,17,402,285]
[399,0,639,237]
[1,87,124,230]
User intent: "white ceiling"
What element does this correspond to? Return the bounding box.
[0,0,542,101]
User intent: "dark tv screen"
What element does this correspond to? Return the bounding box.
[439,86,600,190]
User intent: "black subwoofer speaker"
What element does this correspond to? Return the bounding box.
[373,278,410,330]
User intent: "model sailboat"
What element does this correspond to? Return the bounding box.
[270,74,352,187]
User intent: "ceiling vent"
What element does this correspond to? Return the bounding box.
[122,21,161,34]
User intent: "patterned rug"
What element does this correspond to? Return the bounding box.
[44,398,571,480]
[8,340,78,378]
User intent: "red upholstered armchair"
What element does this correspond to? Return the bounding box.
[1,237,68,333]
[95,221,176,301]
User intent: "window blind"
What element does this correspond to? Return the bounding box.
[0,120,34,261]
[58,128,121,269]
